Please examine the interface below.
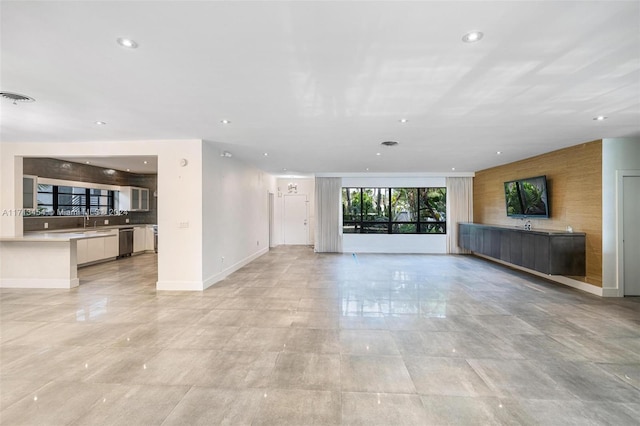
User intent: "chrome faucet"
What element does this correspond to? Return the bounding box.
[84,211,90,228]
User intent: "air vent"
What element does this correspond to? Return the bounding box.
[0,92,35,104]
[381,141,399,146]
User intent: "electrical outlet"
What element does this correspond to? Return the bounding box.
[44,223,48,229]
[178,221,189,228]
[104,219,109,225]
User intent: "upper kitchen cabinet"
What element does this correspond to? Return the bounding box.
[119,186,149,211]
[23,175,37,210]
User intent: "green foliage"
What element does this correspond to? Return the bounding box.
[420,188,446,221]
[520,182,546,214]
[343,187,447,234]
[504,182,522,215]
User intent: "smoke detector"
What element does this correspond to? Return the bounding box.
[381,141,399,147]
[0,92,35,104]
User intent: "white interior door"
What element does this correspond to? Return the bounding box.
[623,176,640,296]
[284,194,308,245]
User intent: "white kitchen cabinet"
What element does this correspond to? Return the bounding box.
[133,226,146,253]
[119,187,150,212]
[77,232,118,265]
[76,239,88,264]
[23,175,37,210]
[104,229,119,258]
[145,226,155,251]
[86,237,104,263]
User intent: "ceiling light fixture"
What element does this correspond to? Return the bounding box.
[0,91,35,104]
[95,121,106,125]
[399,118,408,123]
[221,119,231,124]
[451,167,456,171]
[143,160,148,164]
[117,38,138,49]
[376,152,381,156]
[126,169,130,172]
[221,151,233,158]
[593,116,607,121]
[263,153,268,156]
[497,151,502,155]
[86,161,91,164]
[381,141,399,147]
[462,31,484,43]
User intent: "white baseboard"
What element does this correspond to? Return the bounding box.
[474,254,604,297]
[203,247,270,290]
[0,277,79,289]
[155,248,270,291]
[601,287,623,297]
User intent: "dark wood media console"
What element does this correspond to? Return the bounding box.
[458,223,586,276]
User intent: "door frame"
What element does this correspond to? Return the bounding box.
[616,169,640,296]
[268,192,275,248]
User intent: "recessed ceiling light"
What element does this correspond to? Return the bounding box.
[86,161,91,164]
[366,168,370,171]
[376,152,381,156]
[221,119,231,124]
[399,118,408,123]
[593,116,607,121]
[497,151,502,155]
[95,121,106,125]
[462,31,483,43]
[126,169,130,172]
[263,153,268,156]
[143,161,148,164]
[451,167,456,171]
[117,38,138,49]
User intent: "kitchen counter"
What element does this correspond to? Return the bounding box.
[25,224,155,235]
[0,231,117,289]
[1,231,116,242]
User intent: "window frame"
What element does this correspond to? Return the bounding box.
[342,187,446,234]
[36,185,115,216]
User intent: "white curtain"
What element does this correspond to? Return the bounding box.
[314,177,343,253]
[446,177,473,254]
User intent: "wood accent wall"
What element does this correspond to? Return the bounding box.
[473,140,602,287]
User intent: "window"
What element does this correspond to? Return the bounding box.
[35,184,115,216]
[342,187,446,234]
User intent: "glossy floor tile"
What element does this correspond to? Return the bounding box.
[1,248,640,425]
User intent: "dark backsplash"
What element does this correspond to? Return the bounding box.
[23,158,157,231]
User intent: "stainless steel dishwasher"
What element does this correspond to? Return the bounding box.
[118,227,134,258]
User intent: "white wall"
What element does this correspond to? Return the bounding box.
[0,140,205,291]
[341,175,448,254]
[274,177,315,246]
[602,137,640,296]
[202,141,276,288]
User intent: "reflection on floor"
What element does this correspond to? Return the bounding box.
[1,247,640,425]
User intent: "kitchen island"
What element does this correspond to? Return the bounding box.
[0,231,117,289]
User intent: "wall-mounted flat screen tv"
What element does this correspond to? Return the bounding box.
[504,175,550,218]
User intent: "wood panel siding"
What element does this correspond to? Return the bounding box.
[473,140,602,287]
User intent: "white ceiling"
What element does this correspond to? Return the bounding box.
[1,1,639,175]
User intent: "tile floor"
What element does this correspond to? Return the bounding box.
[1,246,639,425]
